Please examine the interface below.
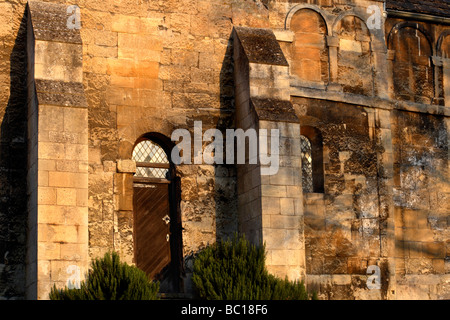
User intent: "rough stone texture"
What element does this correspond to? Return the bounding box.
[27,1,82,43]
[335,15,373,96]
[233,26,288,66]
[295,97,392,299]
[0,0,448,300]
[251,98,298,122]
[388,22,434,104]
[391,110,449,299]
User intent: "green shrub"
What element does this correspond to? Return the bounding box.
[192,234,315,300]
[50,252,159,300]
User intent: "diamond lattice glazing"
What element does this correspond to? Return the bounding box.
[132,140,169,179]
[300,135,313,193]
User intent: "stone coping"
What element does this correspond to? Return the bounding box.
[233,26,289,67]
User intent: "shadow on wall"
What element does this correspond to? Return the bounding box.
[0,7,28,299]
[214,33,238,242]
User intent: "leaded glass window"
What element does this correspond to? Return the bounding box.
[132,140,169,179]
[300,135,313,193]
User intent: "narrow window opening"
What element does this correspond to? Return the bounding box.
[300,135,313,193]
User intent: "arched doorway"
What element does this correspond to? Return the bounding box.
[132,133,183,293]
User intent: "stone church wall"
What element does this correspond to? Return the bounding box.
[0,0,448,299]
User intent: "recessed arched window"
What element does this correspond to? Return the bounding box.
[300,135,313,193]
[300,126,324,193]
[388,23,434,104]
[335,15,373,96]
[290,8,329,84]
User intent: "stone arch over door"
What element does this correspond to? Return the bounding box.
[131,132,183,293]
[117,116,177,161]
[116,117,184,293]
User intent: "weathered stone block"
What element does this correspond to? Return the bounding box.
[38,187,57,205]
[422,242,446,259]
[115,173,134,211]
[111,14,158,34]
[60,243,88,261]
[65,145,88,161]
[38,142,65,160]
[270,215,301,229]
[261,185,286,198]
[64,206,88,226]
[38,224,79,243]
[56,188,77,206]
[271,249,302,266]
[38,242,60,261]
[269,167,295,186]
[116,159,136,174]
[34,41,83,83]
[118,33,163,60]
[76,189,88,207]
[261,196,280,215]
[48,172,88,189]
[38,171,49,187]
[432,259,445,274]
[279,198,295,216]
[263,228,303,250]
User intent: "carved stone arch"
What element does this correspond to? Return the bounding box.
[387,21,435,103]
[332,11,373,39]
[332,13,372,40]
[387,21,434,56]
[285,4,331,35]
[333,14,374,95]
[333,8,388,53]
[118,116,177,160]
[436,31,450,106]
[437,30,450,58]
[288,7,330,84]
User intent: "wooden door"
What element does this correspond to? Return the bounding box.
[133,183,172,280]
[132,137,182,291]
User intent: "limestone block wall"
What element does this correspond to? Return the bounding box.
[79,0,273,293]
[26,1,89,299]
[293,97,392,299]
[283,0,388,97]
[385,17,450,105]
[259,119,305,280]
[233,29,261,245]
[233,26,305,280]
[285,1,450,300]
[392,110,449,299]
[0,0,449,300]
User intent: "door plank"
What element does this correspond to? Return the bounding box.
[133,183,171,280]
